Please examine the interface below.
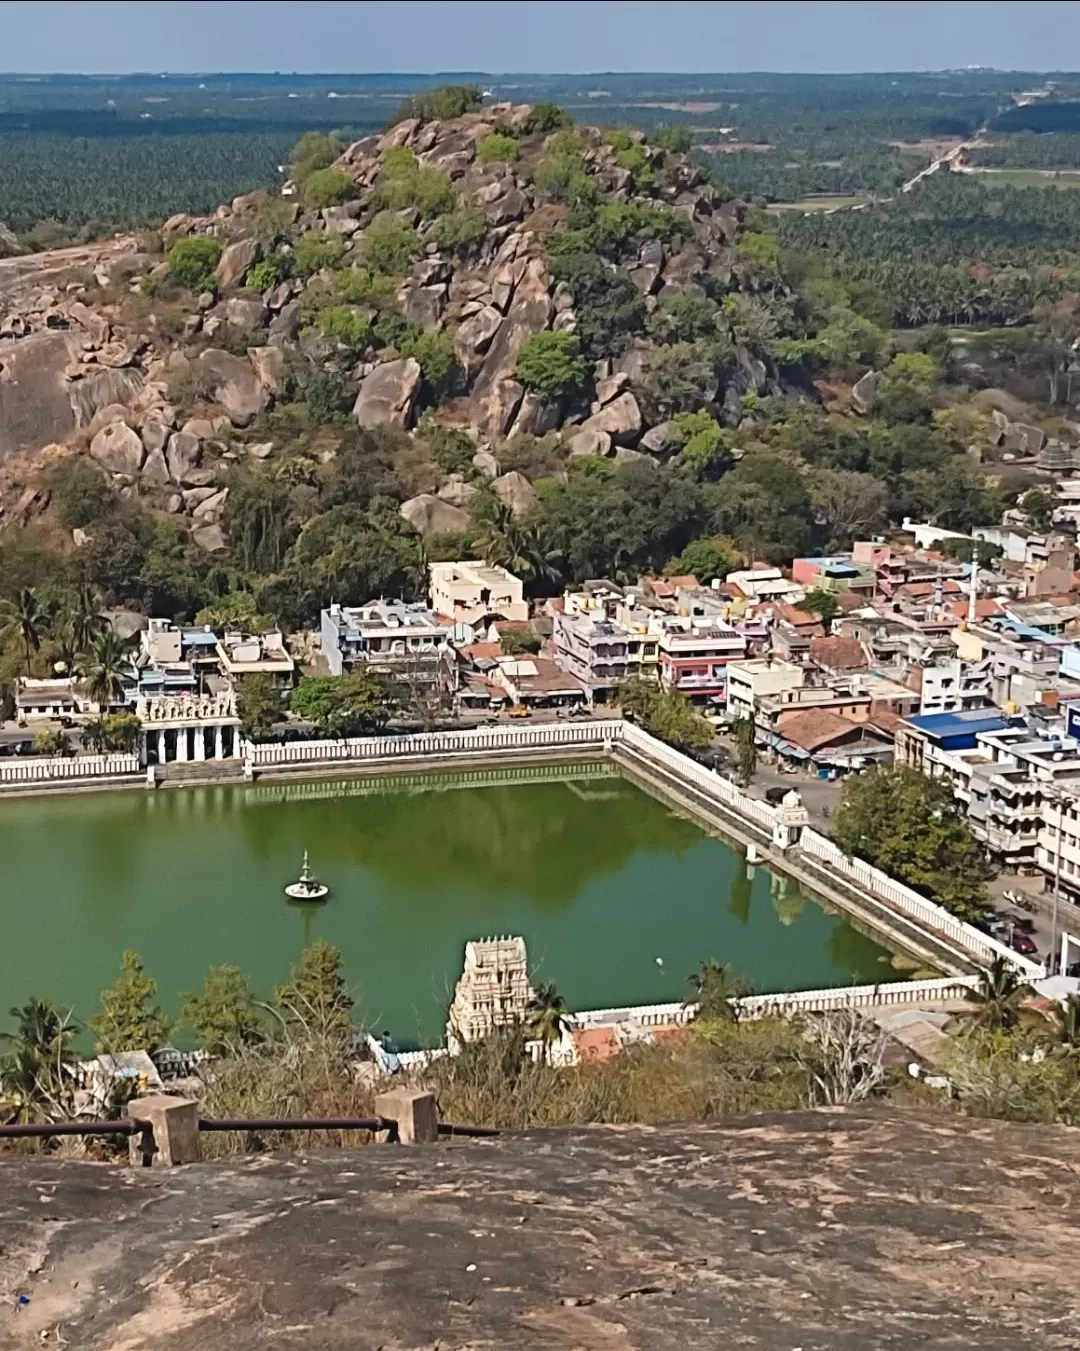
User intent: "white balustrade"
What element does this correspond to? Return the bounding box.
[0,753,141,785]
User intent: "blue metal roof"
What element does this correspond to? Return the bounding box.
[904,710,1011,739]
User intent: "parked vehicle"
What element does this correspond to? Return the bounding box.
[764,786,789,805]
[1010,930,1039,956]
[507,705,532,719]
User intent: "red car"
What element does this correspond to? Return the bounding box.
[1010,930,1039,956]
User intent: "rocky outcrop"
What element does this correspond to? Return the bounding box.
[0,332,82,458]
[89,421,145,477]
[492,470,538,518]
[166,431,203,485]
[577,391,643,446]
[194,349,269,426]
[216,238,259,288]
[353,357,422,429]
[399,493,471,536]
[566,427,612,458]
[850,369,882,415]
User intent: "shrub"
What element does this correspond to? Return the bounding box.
[514,331,587,403]
[433,206,487,258]
[359,218,422,275]
[292,232,346,278]
[400,329,456,394]
[167,236,222,292]
[393,84,483,124]
[289,131,344,185]
[429,426,476,475]
[46,458,116,530]
[654,125,694,154]
[313,305,372,353]
[528,101,571,134]
[477,131,520,164]
[304,167,353,209]
[334,264,398,309]
[247,257,284,292]
[374,150,455,217]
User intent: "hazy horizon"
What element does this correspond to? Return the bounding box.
[1,1,1078,78]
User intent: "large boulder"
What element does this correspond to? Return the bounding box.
[191,487,229,524]
[191,523,227,552]
[268,300,302,342]
[0,332,82,458]
[566,427,612,458]
[508,390,560,439]
[850,369,882,415]
[140,446,171,486]
[224,297,268,331]
[453,305,503,373]
[437,476,479,509]
[216,238,259,288]
[401,284,446,331]
[470,256,553,435]
[399,494,472,536]
[69,366,145,428]
[353,357,422,429]
[577,391,642,445]
[90,421,145,477]
[248,345,286,393]
[479,379,524,439]
[639,420,681,456]
[194,349,269,426]
[166,431,202,485]
[492,470,538,519]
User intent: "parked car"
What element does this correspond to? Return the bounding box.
[507,705,532,719]
[764,786,789,805]
[1010,930,1039,956]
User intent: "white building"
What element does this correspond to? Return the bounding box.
[320,601,452,682]
[725,659,804,722]
[429,560,529,627]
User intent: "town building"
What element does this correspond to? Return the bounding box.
[215,630,295,684]
[724,659,804,722]
[489,656,588,709]
[137,690,243,766]
[429,560,529,628]
[16,678,84,722]
[655,616,745,703]
[551,584,659,700]
[320,601,452,683]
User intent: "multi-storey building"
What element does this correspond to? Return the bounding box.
[320,601,452,683]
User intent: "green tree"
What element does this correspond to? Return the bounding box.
[67,583,109,656]
[428,426,476,475]
[618,678,713,753]
[34,728,71,757]
[514,331,587,403]
[1020,487,1056,534]
[801,587,841,625]
[1051,993,1080,1053]
[733,713,758,785]
[82,712,141,753]
[0,997,79,1122]
[666,536,741,583]
[89,950,174,1054]
[290,671,392,737]
[477,131,520,163]
[182,964,266,1056]
[0,586,49,676]
[359,218,422,275]
[46,458,115,530]
[78,631,134,708]
[273,939,355,1040]
[963,957,1032,1034]
[303,167,353,209]
[293,231,346,277]
[167,236,222,293]
[288,131,344,186]
[238,672,283,742]
[394,84,482,124]
[686,959,752,1022]
[525,980,571,1063]
[833,765,990,922]
[433,205,486,258]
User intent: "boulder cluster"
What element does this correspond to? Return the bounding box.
[0,102,775,545]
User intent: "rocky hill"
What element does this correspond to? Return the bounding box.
[0,101,778,554]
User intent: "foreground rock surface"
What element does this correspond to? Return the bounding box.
[2,1109,1079,1349]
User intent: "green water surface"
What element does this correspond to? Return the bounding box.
[0,765,900,1046]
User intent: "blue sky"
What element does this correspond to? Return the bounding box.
[0,1,1077,74]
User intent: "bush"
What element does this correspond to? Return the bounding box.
[429,426,476,475]
[334,264,398,309]
[359,218,422,275]
[374,150,455,217]
[167,236,222,293]
[514,331,587,403]
[528,102,571,134]
[393,84,483,124]
[247,257,284,292]
[655,125,694,154]
[400,329,456,396]
[433,206,486,258]
[46,458,116,530]
[292,232,346,277]
[289,131,343,186]
[304,167,353,209]
[477,131,520,164]
[313,305,372,353]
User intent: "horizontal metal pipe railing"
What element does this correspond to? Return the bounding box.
[0,1115,499,1140]
[198,1116,392,1133]
[0,1118,142,1138]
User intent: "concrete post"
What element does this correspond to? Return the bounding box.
[193,725,207,762]
[374,1088,439,1144]
[176,728,189,762]
[215,724,224,759]
[128,1094,202,1166]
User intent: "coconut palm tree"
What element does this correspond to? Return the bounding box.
[963,957,1032,1034]
[0,587,48,676]
[0,998,79,1123]
[68,584,109,656]
[77,631,135,710]
[685,959,752,1023]
[525,981,571,1063]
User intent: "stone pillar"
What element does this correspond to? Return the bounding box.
[193,725,206,762]
[176,727,189,762]
[215,724,224,760]
[127,1094,201,1166]
[374,1088,438,1144]
[158,729,167,764]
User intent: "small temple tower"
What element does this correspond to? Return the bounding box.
[447,936,533,1052]
[771,789,809,851]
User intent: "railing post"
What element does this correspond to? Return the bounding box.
[127,1094,202,1166]
[374,1088,438,1144]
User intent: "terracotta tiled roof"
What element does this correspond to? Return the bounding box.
[572,1027,619,1062]
[775,708,869,753]
[946,598,1004,620]
[808,635,868,671]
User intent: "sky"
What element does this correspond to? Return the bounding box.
[1,1,1079,75]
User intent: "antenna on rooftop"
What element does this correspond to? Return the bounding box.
[967,553,978,626]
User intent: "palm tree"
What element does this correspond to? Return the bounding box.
[77,631,135,710]
[525,981,571,1063]
[68,584,108,656]
[685,959,752,1022]
[0,587,47,676]
[1050,993,1080,1053]
[0,998,80,1122]
[963,957,1032,1034]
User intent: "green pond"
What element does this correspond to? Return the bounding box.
[0,764,903,1047]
